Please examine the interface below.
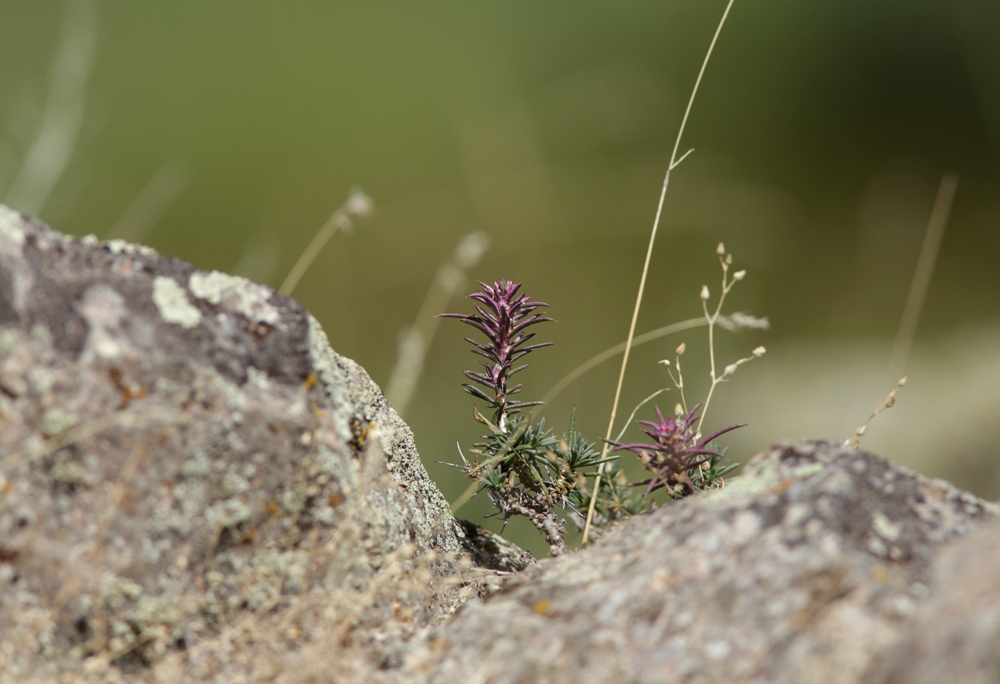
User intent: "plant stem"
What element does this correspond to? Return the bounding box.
[582,0,737,545]
[887,171,957,383]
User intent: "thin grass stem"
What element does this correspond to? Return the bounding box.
[538,317,706,409]
[386,231,489,417]
[887,171,957,383]
[278,187,372,297]
[4,0,100,216]
[582,0,737,545]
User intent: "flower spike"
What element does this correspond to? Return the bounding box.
[439,280,552,425]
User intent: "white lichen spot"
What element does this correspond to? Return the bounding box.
[189,270,282,327]
[730,510,762,545]
[106,239,158,257]
[704,640,732,660]
[0,204,27,247]
[222,471,251,496]
[206,498,251,529]
[872,512,902,541]
[153,276,202,329]
[78,285,129,359]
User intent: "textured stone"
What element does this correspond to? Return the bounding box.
[0,206,489,682]
[400,441,996,684]
[862,516,1000,684]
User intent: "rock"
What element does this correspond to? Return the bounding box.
[862,516,1000,684]
[2,206,997,684]
[400,441,996,684]
[0,206,494,682]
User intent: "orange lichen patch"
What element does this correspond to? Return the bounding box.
[267,501,279,515]
[349,418,375,452]
[768,478,796,496]
[243,529,257,544]
[304,373,317,390]
[532,599,551,615]
[871,565,890,583]
[108,366,148,408]
[329,493,343,508]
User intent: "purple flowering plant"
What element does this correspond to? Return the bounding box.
[440,274,754,553]
[607,403,744,499]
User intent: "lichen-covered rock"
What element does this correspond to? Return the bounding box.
[0,206,484,682]
[862,515,1000,684]
[400,441,996,684]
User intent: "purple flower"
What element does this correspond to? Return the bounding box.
[439,280,552,421]
[609,403,745,496]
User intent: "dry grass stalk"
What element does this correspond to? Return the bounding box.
[278,187,373,297]
[3,0,100,216]
[847,376,907,449]
[582,0,738,544]
[386,230,490,417]
[887,171,958,383]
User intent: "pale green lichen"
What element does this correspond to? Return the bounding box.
[152,276,202,329]
[189,270,282,326]
[40,407,79,437]
[704,445,826,503]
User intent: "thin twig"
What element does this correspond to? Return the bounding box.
[847,376,907,449]
[613,389,665,443]
[582,0,737,545]
[538,317,707,409]
[887,172,957,383]
[278,187,372,297]
[386,231,489,417]
[105,159,189,243]
[4,0,101,216]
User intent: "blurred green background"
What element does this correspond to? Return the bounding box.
[2,0,999,555]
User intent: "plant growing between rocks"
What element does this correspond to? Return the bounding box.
[440,251,765,553]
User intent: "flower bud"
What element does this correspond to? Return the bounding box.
[346,187,374,218]
[733,270,746,280]
[717,242,725,256]
[676,343,686,355]
[753,346,766,357]
[700,285,710,301]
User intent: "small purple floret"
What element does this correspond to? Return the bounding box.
[609,403,745,496]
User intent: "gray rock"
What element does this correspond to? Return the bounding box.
[863,516,1000,684]
[0,206,495,682]
[401,441,996,684]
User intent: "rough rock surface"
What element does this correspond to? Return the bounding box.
[3,206,998,684]
[399,441,997,684]
[0,206,494,682]
[862,515,1000,684]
